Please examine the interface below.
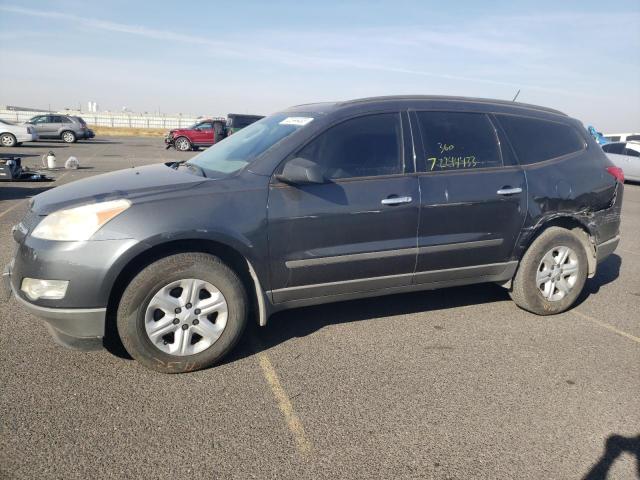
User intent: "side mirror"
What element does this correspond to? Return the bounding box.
[276,157,325,185]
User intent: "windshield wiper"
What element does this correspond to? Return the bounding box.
[184,162,207,178]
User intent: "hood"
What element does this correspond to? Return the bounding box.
[32,163,207,215]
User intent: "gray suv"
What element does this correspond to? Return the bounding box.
[3,96,623,373]
[26,114,93,143]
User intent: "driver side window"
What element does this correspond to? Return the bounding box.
[296,113,404,180]
[197,122,213,130]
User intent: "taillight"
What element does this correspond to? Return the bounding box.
[606,166,625,183]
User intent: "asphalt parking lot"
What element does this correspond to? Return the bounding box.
[1,137,638,479]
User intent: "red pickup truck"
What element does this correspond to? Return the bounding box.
[164,119,226,151]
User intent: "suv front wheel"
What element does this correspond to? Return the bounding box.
[510,227,588,315]
[174,136,192,151]
[117,253,247,373]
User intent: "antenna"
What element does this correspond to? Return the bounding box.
[512,89,521,102]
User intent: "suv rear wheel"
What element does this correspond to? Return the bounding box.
[510,227,588,315]
[116,253,247,373]
[61,130,76,143]
[174,136,192,151]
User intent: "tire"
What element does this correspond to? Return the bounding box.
[116,253,247,373]
[174,136,192,151]
[510,227,588,315]
[0,133,16,147]
[61,131,76,143]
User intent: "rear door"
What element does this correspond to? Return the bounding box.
[267,112,420,303]
[410,110,526,283]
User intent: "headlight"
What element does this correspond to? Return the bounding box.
[32,199,131,241]
[21,278,69,300]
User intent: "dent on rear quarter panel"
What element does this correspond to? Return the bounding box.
[516,148,622,255]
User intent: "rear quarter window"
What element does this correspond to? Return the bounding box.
[624,147,640,157]
[496,114,585,165]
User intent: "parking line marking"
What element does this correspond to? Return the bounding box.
[573,310,640,344]
[255,349,312,455]
[0,199,26,220]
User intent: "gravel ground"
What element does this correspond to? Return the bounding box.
[1,138,638,479]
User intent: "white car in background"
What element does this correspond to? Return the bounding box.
[0,118,38,147]
[603,132,640,142]
[602,141,640,182]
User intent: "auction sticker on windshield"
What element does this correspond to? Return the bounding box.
[279,117,314,126]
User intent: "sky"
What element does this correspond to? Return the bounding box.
[0,0,639,131]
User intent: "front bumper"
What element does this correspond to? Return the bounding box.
[3,262,105,350]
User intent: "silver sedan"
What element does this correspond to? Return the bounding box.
[0,118,38,147]
[603,141,640,182]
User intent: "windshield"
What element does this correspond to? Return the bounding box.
[0,119,16,125]
[188,113,314,177]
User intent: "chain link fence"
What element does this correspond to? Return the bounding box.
[0,109,225,130]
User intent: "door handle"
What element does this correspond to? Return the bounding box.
[381,196,412,205]
[496,187,522,196]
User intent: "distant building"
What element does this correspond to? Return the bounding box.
[3,105,49,112]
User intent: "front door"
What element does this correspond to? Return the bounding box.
[267,112,420,303]
[191,121,214,146]
[410,110,527,283]
[39,115,60,138]
[29,115,50,137]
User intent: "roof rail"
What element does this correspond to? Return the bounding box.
[337,95,567,116]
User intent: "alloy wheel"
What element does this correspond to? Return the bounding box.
[175,138,190,151]
[1,134,16,147]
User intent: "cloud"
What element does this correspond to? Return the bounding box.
[0,4,569,95]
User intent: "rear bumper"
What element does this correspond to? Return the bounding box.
[2,263,105,350]
[596,235,619,264]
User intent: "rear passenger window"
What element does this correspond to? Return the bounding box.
[602,143,625,154]
[626,135,640,142]
[415,112,502,172]
[297,113,404,180]
[496,115,584,165]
